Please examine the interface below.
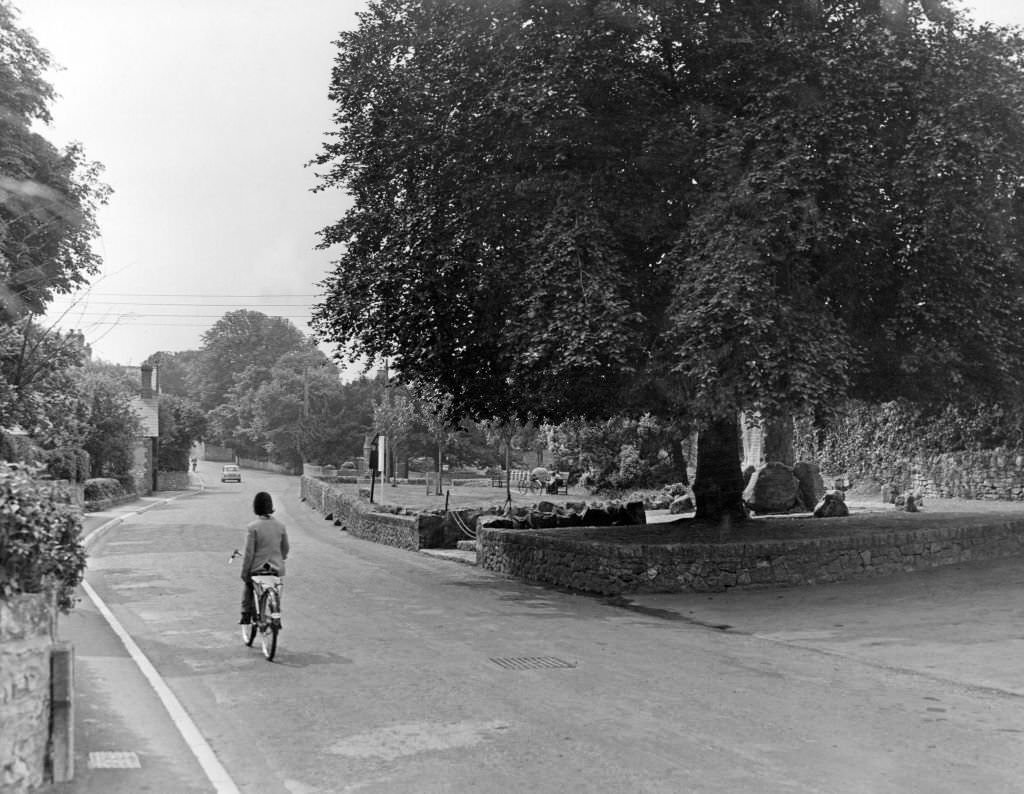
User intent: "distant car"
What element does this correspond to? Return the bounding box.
[221,464,242,483]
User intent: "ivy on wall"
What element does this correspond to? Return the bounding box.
[796,400,1024,490]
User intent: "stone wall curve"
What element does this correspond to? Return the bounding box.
[478,519,1024,595]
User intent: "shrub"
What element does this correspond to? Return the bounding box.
[612,444,651,490]
[45,447,91,482]
[84,477,124,502]
[0,463,86,611]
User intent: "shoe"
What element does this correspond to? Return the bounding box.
[239,613,252,625]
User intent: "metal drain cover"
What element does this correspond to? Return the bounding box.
[490,656,576,670]
[88,751,141,769]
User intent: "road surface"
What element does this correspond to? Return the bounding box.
[47,463,1024,793]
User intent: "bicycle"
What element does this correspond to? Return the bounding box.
[518,475,540,495]
[229,550,282,661]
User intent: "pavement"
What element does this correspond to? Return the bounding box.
[40,484,214,794]
[41,484,1024,792]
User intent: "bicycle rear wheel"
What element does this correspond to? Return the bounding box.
[242,621,257,646]
[259,590,279,661]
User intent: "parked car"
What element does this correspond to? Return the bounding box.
[221,464,242,483]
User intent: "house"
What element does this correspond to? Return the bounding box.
[125,364,159,494]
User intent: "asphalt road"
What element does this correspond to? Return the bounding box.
[45,463,1024,793]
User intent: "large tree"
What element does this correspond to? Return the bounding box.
[312,0,1024,520]
[0,3,109,322]
[189,310,309,412]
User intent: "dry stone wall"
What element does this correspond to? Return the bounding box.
[156,471,190,491]
[477,518,1024,595]
[300,476,444,550]
[861,448,1024,501]
[0,594,55,790]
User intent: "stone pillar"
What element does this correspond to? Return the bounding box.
[0,593,57,790]
[763,415,795,466]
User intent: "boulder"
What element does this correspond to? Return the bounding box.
[479,515,514,530]
[792,462,825,511]
[624,500,646,525]
[813,490,849,518]
[669,495,694,514]
[555,508,585,527]
[894,491,924,510]
[579,505,611,526]
[742,462,801,514]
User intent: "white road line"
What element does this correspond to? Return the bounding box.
[81,580,241,794]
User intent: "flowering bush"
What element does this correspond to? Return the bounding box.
[0,463,86,611]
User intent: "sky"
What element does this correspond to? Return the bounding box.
[17,0,366,369]
[14,0,1024,370]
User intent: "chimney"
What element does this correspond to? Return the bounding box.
[140,365,154,398]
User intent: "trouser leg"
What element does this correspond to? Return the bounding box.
[241,578,254,614]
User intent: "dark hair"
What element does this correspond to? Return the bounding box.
[253,491,274,516]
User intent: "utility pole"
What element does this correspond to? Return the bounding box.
[300,366,309,465]
[383,357,396,486]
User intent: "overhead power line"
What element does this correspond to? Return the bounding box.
[55,292,322,298]
[49,302,315,308]
[60,313,313,320]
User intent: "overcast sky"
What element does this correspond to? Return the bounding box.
[15,0,1024,370]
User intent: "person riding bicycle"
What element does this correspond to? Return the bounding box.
[239,491,290,625]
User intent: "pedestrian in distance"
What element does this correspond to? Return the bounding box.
[239,491,290,625]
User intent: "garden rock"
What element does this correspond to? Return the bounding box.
[813,490,849,518]
[742,462,801,514]
[793,461,825,510]
[669,495,694,514]
[624,500,646,525]
[894,491,924,511]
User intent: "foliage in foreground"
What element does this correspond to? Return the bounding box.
[0,463,85,612]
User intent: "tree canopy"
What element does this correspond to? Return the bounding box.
[312,0,1024,519]
[189,310,309,412]
[0,2,109,323]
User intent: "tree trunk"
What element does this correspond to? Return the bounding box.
[693,416,747,524]
[504,440,512,507]
[669,437,689,485]
[435,439,443,496]
[763,415,795,466]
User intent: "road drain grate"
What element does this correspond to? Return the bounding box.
[88,751,141,769]
[490,656,577,670]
